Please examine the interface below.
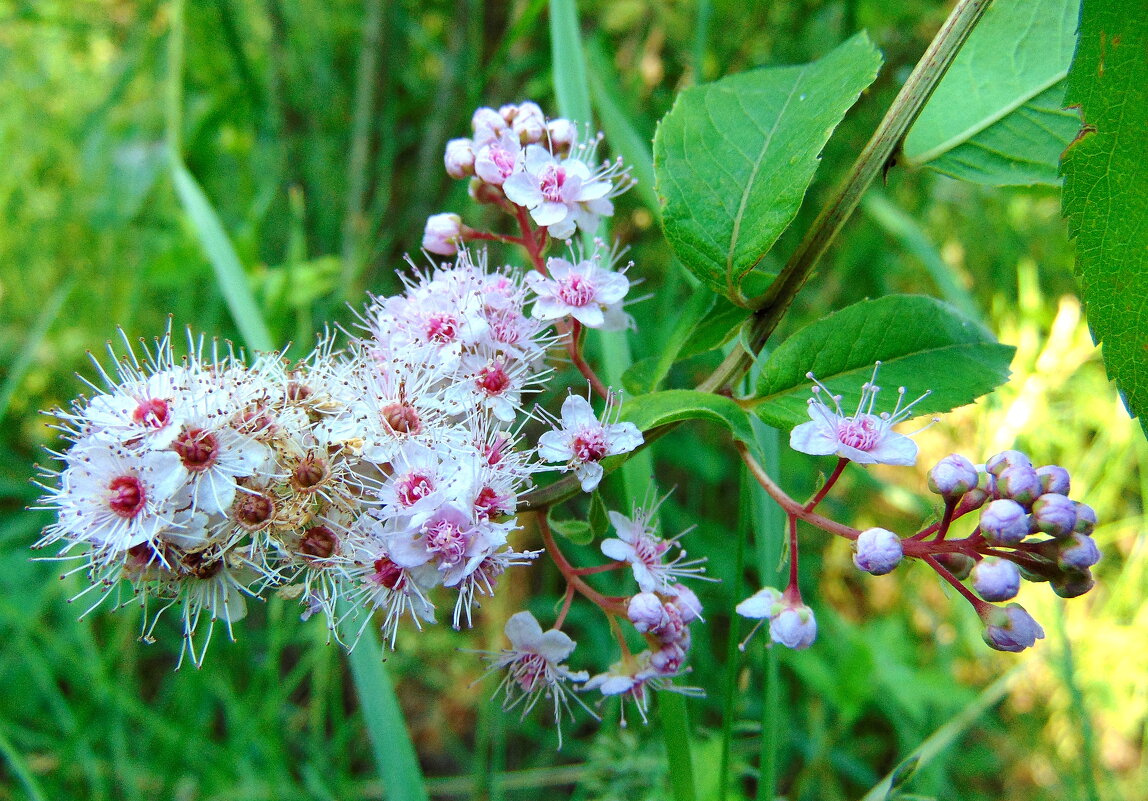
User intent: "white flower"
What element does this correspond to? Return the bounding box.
[789,362,930,466]
[536,393,643,492]
[503,144,624,239]
[735,587,816,650]
[600,505,707,592]
[525,254,631,330]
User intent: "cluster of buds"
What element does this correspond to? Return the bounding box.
[424,101,633,254]
[735,367,1101,656]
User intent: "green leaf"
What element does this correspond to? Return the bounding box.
[653,33,882,306]
[621,390,756,447]
[751,295,1014,429]
[1061,3,1148,436]
[547,508,594,545]
[171,159,275,352]
[902,0,1081,186]
[622,291,719,394]
[588,491,610,539]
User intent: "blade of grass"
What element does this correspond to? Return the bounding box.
[0,279,72,423]
[718,470,751,801]
[1053,600,1101,801]
[690,0,712,83]
[341,617,429,801]
[859,666,1022,801]
[0,726,47,801]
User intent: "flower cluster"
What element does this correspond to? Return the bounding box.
[425,101,633,254]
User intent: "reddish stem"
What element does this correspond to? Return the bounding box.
[538,514,626,615]
[566,321,609,400]
[464,228,523,246]
[574,562,625,576]
[803,457,848,513]
[930,497,958,541]
[554,583,576,629]
[514,205,548,271]
[922,553,991,615]
[785,513,801,599]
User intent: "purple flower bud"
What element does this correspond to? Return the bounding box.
[934,552,975,580]
[547,118,577,150]
[1052,569,1094,598]
[1059,533,1101,570]
[422,213,463,255]
[650,642,687,675]
[982,603,1044,653]
[1032,493,1077,538]
[997,465,1042,507]
[627,592,666,633]
[853,527,904,575]
[1036,465,1071,496]
[972,557,1021,602]
[769,604,817,650]
[444,138,476,178]
[471,106,507,143]
[1073,503,1097,535]
[928,454,978,500]
[963,470,995,511]
[669,585,702,624]
[511,101,546,144]
[980,499,1029,545]
[986,449,1032,478]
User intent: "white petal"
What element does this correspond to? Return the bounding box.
[504,610,544,649]
[789,420,839,456]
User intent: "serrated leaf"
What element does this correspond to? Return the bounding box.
[751,295,1014,429]
[654,33,882,305]
[902,0,1081,186]
[1061,4,1148,436]
[620,390,756,446]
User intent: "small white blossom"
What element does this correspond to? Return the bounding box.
[525,252,631,330]
[536,393,643,492]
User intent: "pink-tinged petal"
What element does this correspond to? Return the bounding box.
[574,461,604,492]
[560,394,598,426]
[594,271,630,304]
[735,587,782,619]
[544,215,577,240]
[600,537,633,561]
[560,158,592,179]
[604,422,643,454]
[504,610,544,649]
[531,296,572,321]
[598,304,633,332]
[597,675,636,695]
[570,304,606,328]
[388,533,432,568]
[789,420,840,456]
[524,271,552,293]
[837,443,880,464]
[531,200,569,227]
[867,433,919,466]
[606,510,638,542]
[631,562,657,593]
[558,173,585,203]
[503,173,540,206]
[535,628,577,662]
[575,178,611,202]
[546,257,575,279]
[536,431,572,462]
[523,144,554,171]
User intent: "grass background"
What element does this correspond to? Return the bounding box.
[1,0,1145,799]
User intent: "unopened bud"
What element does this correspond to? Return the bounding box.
[471,106,507,144]
[853,527,903,575]
[1052,568,1094,598]
[444,138,476,178]
[980,499,1029,545]
[934,551,975,580]
[422,213,464,256]
[929,454,978,500]
[628,592,667,633]
[511,101,546,144]
[735,586,782,620]
[1058,533,1101,571]
[769,603,817,650]
[997,465,1042,507]
[1036,465,1071,496]
[1073,502,1097,535]
[650,643,687,675]
[972,557,1020,602]
[1032,493,1077,538]
[981,603,1044,653]
[986,449,1032,478]
[670,584,702,624]
[547,118,577,150]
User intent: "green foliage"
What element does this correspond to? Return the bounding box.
[751,295,1015,429]
[620,389,756,449]
[653,33,882,306]
[903,0,1081,186]
[1061,1,1148,435]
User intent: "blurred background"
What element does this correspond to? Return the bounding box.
[1,1,1144,799]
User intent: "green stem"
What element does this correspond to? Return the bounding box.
[698,0,994,394]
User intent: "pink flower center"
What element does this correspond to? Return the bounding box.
[131,397,171,429]
[173,427,219,472]
[484,435,509,466]
[476,362,511,396]
[371,557,404,590]
[491,146,516,178]
[836,416,880,451]
[474,486,501,519]
[631,535,668,567]
[383,401,422,434]
[511,652,548,692]
[425,519,468,566]
[557,273,596,307]
[425,313,458,343]
[571,427,608,462]
[108,475,146,518]
[539,164,567,202]
[396,472,435,506]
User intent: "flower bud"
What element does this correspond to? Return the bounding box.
[928,454,978,500]
[511,101,546,144]
[669,584,702,624]
[980,498,1029,545]
[547,118,577,150]
[1031,493,1077,538]
[650,642,687,675]
[471,106,507,144]
[735,586,782,619]
[982,603,1044,653]
[769,603,817,650]
[422,213,464,255]
[1052,568,1094,598]
[1058,533,1101,571]
[997,465,1042,507]
[986,449,1032,478]
[444,138,476,178]
[934,551,975,580]
[853,527,903,575]
[972,557,1020,602]
[627,592,666,633]
[1073,502,1097,535]
[962,470,995,511]
[1036,465,1071,496]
